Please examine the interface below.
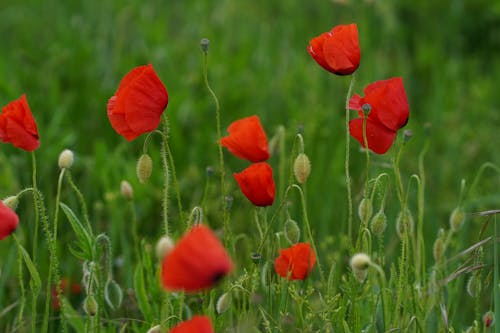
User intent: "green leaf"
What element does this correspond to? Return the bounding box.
[60,202,94,259]
[17,244,41,293]
[133,263,153,322]
[64,298,85,332]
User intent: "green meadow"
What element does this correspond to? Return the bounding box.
[0,0,499,332]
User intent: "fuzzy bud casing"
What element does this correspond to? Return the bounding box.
[83,295,98,316]
[3,196,19,210]
[284,218,301,244]
[216,292,231,314]
[293,153,311,184]
[370,209,387,236]
[104,279,123,310]
[136,154,153,184]
[58,149,74,169]
[155,236,175,260]
[396,208,414,239]
[357,198,373,224]
[350,253,371,283]
[449,206,466,232]
[120,180,133,200]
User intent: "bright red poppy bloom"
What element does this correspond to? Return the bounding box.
[0,94,40,151]
[234,162,275,207]
[0,201,19,240]
[161,225,233,292]
[274,242,316,280]
[107,64,168,141]
[220,115,270,162]
[307,23,360,75]
[349,77,409,154]
[169,315,214,333]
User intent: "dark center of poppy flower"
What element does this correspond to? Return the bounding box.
[361,103,372,115]
[211,270,227,284]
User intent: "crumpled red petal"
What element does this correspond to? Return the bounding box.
[348,117,397,154]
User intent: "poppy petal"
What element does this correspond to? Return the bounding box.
[0,94,40,151]
[169,315,214,333]
[274,243,316,280]
[323,24,361,75]
[233,162,275,207]
[349,117,396,154]
[0,201,19,240]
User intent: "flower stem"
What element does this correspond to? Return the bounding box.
[31,152,39,262]
[160,116,170,237]
[345,75,356,245]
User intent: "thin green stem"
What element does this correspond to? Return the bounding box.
[31,152,39,262]
[417,139,429,284]
[345,75,356,245]
[15,236,26,332]
[66,171,93,236]
[160,116,170,237]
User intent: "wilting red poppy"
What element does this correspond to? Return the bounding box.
[0,94,40,151]
[307,23,360,75]
[161,225,233,292]
[349,77,409,154]
[0,201,19,240]
[220,115,270,162]
[234,162,275,207]
[170,315,214,333]
[107,64,168,141]
[274,242,316,280]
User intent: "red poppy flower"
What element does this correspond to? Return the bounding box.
[234,162,275,207]
[169,315,214,333]
[0,94,40,151]
[220,115,270,162]
[307,23,360,75]
[348,77,409,154]
[0,201,19,240]
[107,64,168,141]
[161,225,233,292]
[274,242,316,280]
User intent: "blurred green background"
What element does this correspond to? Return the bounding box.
[0,0,499,328]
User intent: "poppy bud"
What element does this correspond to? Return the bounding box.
[58,149,74,169]
[293,153,311,184]
[449,206,466,233]
[200,38,210,53]
[2,196,19,210]
[83,295,98,316]
[104,279,123,310]
[216,292,231,314]
[466,274,481,298]
[284,218,301,245]
[396,208,414,239]
[155,236,175,260]
[350,253,371,283]
[120,180,133,200]
[136,153,153,184]
[357,197,372,225]
[146,325,161,333]
[483,311,494,328]
[432,229,446,262]
[370,209,387,236]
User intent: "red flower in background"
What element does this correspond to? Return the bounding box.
[169,315,214,333]
[274,242,316,280]
[161,225,233,292]
[107,64,168,141]
[0,201,19,240]
[0,94,40,151]
[349,77,409,154]
[234,162,275,207]
[220,115,270,162]
[308,23,360,75]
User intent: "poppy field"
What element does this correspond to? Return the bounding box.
[1,1,500,332]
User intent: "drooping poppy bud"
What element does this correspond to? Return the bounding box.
[161,225,233,292]
[234,162,275,207]
[349,77,409,154]
[169,315,214,333]
[220,115,270,162]
[274,242,316,280]
[107,64,168,141]
[58,149,74,169]
[0,94,40,151]
[350,253,371,283]
[0,201,19,240]
[137,153,153,183]
[293,153,311,184]
[307,23,360,75]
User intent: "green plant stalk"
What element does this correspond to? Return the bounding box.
[201,47,230,246]
[345,75,356,245]
[417,140,429,285]
[163,131,184,222]
[15,236,26,332]
[66,171,93,235]
[494,215,500,333]
[160,116,170,237]
[31,152,40,262]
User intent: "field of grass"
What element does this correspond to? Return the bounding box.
[1,0,499,332]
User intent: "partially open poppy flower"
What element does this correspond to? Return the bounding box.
[274,242,316,280]
[349,77,409,154]
[234,162,275,207]
[161,225,233,292]
[220,115,270,162]
[169,315,214,333]
[0,201,19,240]
[0,94,40,151]
[307,23,360,75]
[107,64,168,141]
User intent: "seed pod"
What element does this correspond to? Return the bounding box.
[216,292,231,314]
[370,209,387,236]
[357,198,373,224]
[293,153,311,184]
[396,208,414,239]
[104,279,123,310]
[284,218,300,244]
[58,149,74,169]
[83,295,98,316]
[449,206,466,233]
[120,180,133,200]
[136,154,153,184]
